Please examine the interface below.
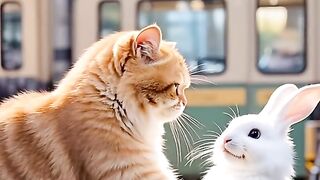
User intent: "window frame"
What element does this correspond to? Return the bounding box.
[255,0,307,75]
[97,0,121,39]
[136,0,228,76]
[0,1,23,71]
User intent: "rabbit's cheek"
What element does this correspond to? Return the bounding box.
[214,137,225,150]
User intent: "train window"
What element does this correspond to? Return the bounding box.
[99,1,121,37]
[138,0,226,75]
[256,0,306,74]
[1,2,22,70]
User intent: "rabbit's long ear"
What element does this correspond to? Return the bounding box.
[276,84,320,130]
[260,84,298,116]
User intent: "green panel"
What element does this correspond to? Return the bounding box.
[292,122,306,177]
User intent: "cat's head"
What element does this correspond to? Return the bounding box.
[113,24,190,123]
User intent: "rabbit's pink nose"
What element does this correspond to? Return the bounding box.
[224,139,232,144]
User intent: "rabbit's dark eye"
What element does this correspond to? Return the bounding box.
[248,128,261,139]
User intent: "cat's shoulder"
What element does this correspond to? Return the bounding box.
[1,91,46,104]
[0,91,52,119]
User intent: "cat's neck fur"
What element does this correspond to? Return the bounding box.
[54,33,165,150]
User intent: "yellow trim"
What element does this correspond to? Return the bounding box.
[186,88,246,107]
[256,89,274,106]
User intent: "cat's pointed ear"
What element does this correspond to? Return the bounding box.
[133,24,162,64]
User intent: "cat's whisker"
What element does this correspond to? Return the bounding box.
[203,133,220,139]
[177,117,194,142]
[171,112,204,164]
[186,138,210,154]
[198,150,213,160]
[191,146,213,154]
[181,113,204,129]
[169,122,182,164]
[190,69,217,75]
[194,144,214,154]
[190,76,216,86]
[179,116,200,139]
[189,146,214,159]
[190,74,216,82]
[186,145,214,166]
[190,85,196,89]
[207,130,221,137]
[176,124,185,164]
[236,105,240,117]
[191,81,201,85]
[194,141,215,149]
[228,106,237,119]
[180,114,201,130]
[200,155,214,168]
[176,124,184,164]
[188,64,207,73]
[191,144,213,152]
[203,136,218,141]
[188,152,211,163]
[176,117,194,154]
[190,78,216,86]
[186,64,195,72]
[194,138,216,145]
[174,121,184,163]
[223,112,235,120]
[189,63,206,69]
[185,132,216,166]
[212,122,223,135]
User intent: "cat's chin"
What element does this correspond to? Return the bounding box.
[163,107,185,123]
[146,102,185,123]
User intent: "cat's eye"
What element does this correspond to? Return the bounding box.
[174,83,180,95]
[248,128,261,139]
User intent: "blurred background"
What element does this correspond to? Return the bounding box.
[0,0,320,179]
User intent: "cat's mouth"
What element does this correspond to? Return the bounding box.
[224,147,245,159]
[172,102,184,110]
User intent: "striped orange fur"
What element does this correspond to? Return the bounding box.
[0,25,190,180]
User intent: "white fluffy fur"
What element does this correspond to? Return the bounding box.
[202,84,320,180]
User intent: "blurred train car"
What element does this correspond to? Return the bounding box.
[0,0,53,96]
[1,0,320,179]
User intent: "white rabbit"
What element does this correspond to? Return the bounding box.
[202,84,320,180]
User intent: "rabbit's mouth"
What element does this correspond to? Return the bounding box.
[224,148,245,159]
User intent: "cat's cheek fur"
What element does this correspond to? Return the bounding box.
[146,104,184,123]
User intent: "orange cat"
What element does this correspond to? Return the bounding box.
[0,24,190,180]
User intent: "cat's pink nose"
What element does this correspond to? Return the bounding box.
[224,139,232,144]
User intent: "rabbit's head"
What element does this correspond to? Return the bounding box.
[212,84,320,177]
